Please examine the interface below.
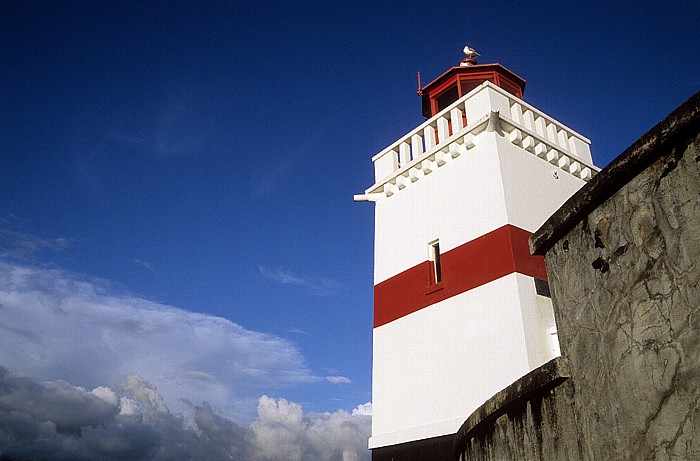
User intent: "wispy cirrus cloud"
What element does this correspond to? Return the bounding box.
[325,376,352,385]
[134,259,159,276]
[0,226,71,260]
[104,93,215,159]
[258,265,343,296]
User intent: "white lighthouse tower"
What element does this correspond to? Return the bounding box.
[356,48,597,460]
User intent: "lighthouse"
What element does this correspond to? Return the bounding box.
[356,48,597,459]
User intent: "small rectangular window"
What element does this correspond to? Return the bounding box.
[429,240,442,284]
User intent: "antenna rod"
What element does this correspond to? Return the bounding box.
[417,71,423,96]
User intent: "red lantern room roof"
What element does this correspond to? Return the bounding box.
[419,61,526,118]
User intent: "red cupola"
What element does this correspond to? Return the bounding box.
[419,48,526,118]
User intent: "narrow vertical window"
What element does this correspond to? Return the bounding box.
[429,240,442,284]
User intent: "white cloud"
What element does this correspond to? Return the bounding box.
[92,386,119,406]
[325,376,352,384]
[258,265,343,296]
[0,261,316,423]
[352,402,372,417]
[0,369,371,461]
[250,396,371,461]
[0,259,369,458]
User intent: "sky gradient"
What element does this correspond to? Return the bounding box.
[1,1,699,459]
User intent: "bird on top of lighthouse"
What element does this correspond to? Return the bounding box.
[463,45,480,58]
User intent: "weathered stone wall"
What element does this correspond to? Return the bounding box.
[454,358,583,461]
[455,92,700,460]
[539,111,700,460]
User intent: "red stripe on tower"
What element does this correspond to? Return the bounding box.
[373,225,546,328]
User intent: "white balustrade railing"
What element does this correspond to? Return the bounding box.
[507,94,592,164]
[372,95,471,183]
[369,81,597,194]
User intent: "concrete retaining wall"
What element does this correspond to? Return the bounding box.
[455,91,700,460]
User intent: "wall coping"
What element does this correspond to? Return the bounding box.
[530,90,700,256]
[452,356,571,459]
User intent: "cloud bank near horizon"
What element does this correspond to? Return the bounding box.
[0,262,350,423]
[0,260,370,458]
[0,367,371,460]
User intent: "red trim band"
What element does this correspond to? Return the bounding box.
[374,225,546,328]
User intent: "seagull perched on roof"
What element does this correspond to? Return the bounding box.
[463,46,480,58]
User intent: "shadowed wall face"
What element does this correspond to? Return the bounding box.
[457,93,700,461]
[543,130,700,460]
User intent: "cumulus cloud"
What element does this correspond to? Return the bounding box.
[258,265,343,296]
[249,396,371,461]
[0,368,371,461]
[352,402,372,417]
[0,259,368,459]
[0,262,316,423]
[0,368,118,436]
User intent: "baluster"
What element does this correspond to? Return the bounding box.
[450,108,464,132]
[423,125,436,150]
[534,117,547,137]
[523,110,535,131]
[437,117,449,144]
[411,134,424,159]
[399,142,411,166]
[557,129,569,152]
[546,123,559,146]
[510,103,523,124]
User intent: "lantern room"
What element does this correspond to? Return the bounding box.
[420,62,526,118]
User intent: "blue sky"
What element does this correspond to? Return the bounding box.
[0,1,698,459]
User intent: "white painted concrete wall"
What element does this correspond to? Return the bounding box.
[495,133,586,234]
[371,273,537,448]
[373,131,508,285]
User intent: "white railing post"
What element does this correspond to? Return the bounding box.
[568,136,591,161]
[399,142,411,166]
[450,107,464,132]
[534,116,547,138]
[423,125,436,150]
[437,117,450,144]
[546,123,560,147]
[374,150,398,182]
[510,102,523,125]
[557,129,569,151]
[411,134,424,158]
[522,109,535,132]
